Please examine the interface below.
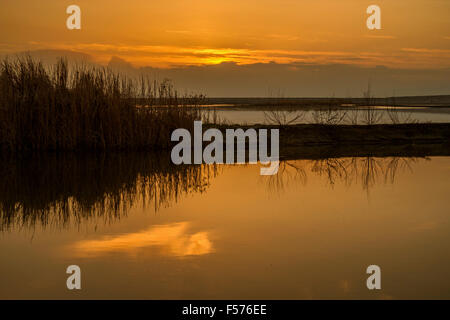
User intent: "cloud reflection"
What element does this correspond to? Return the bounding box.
[70,222,213,257]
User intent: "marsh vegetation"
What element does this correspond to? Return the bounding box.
[0,57,206,152]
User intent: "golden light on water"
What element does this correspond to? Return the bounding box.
[70,222,213,257]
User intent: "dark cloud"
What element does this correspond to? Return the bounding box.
[9,49,450,97]
[138,62,450,98]
[9,49,94,64]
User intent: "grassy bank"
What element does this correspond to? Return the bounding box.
[0,57,205,152]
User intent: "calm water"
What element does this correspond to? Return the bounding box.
[207,107,450,125]
[0,154,449,299]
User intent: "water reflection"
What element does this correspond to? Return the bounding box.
[263,156,425,195]
[0,153,449,299]
[70,222,213,257]
[0,153,428,231]
[0,153,218,231]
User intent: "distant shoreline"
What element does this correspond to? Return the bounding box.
[203,95,450,108]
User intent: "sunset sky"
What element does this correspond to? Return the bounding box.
[1,0,450,96]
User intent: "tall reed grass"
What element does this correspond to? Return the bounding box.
[0,57,205,152]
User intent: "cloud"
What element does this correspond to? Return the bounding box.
[6,49,450,97]
[0,49,94,65]
[165,30,192,34]
[136,61,450,97]
[108,56,136,72]
[364,35,397,40]
[402,48,450,54]
[6,42,450,70]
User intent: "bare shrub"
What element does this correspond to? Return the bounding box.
[264,109,305,126]
[386,107,416,124]
[361,82,382,125]
[311,106,347,125]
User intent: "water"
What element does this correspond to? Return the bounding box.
[0,154,449,299]
[205,107,450,125]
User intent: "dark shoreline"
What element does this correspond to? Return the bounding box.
[2,123,450,159]
[204,95,450,108]
[278,142,450,160]
[213,123,450,160]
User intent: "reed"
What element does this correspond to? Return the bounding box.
[0,57,206,152]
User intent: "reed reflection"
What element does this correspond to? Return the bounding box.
[0,153,218,231]
[263,156,425,195]
[0,153,427,232]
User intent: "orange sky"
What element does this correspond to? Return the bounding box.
[1,0,450,69]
